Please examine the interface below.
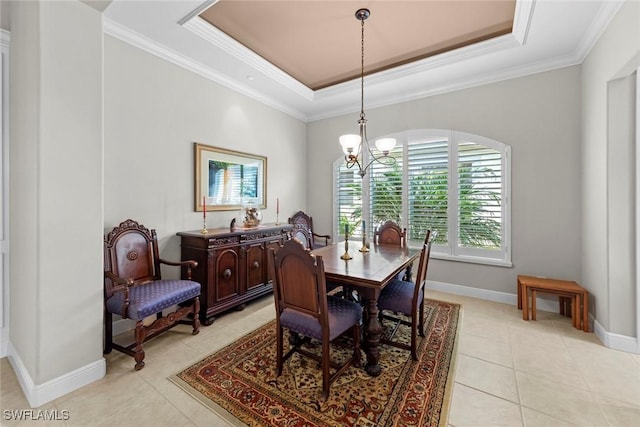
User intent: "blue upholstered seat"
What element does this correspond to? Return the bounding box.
[378,278,424,315]
[106,279,201,320]
[280,295,362,341]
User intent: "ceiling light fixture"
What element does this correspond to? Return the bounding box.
[339,8,397,178]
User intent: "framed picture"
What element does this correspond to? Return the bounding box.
[195,143,267,211]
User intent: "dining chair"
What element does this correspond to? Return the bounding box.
[288,210,331,250]
[269,239,362,400]
[374,220,410,281]
[374,220,407,247]
[377,230,433,360]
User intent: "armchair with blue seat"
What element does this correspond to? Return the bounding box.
[103,219,201,370]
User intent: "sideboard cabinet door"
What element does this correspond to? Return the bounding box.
[212,248,241,305]
[244,242,266,293]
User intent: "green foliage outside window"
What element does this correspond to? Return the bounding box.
[366,164,501,249]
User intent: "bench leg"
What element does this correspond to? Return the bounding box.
[522,285,530,321]
[517,277,523,310]
[582,291,589,332]
[531,289,537,321]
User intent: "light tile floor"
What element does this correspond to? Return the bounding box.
[1,290,639,426]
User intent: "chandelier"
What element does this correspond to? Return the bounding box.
[339,8,397,178]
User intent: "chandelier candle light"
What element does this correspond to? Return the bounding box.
[339,8,397,178]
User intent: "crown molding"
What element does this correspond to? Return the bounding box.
[308,45,584,122]
[574,0,626,62]
[316,32,521,103]
[102,0,620,123]
[182,16,314,101]
[103,17,308,121]
[512,0,535,45]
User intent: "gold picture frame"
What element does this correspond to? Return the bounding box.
[195,143,267,212]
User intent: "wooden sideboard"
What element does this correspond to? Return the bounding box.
[177,224,292,325]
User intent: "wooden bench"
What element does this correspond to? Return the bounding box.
[517,275,589,332]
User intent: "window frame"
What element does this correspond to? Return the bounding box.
[333,129,512,267]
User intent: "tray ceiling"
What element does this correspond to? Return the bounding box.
[103,1,623,121]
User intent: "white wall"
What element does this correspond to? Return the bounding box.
[308,66,583,296]
[9,0,105,405]
[104,35,307,271]
[582,0,640,338]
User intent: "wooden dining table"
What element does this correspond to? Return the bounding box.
[312,242,420,377]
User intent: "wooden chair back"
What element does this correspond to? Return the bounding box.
[271,239,328,326]
[412,230,434,304]
[374,220,407,247]
[104,219,162,300]
[288,210,331,249]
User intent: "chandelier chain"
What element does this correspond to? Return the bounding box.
[360,16,365,121]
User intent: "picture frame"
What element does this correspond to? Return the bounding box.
[194,143,267,211]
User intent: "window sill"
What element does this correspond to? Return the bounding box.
[430,252,512,268]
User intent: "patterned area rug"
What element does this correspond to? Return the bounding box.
[171,299,461,427]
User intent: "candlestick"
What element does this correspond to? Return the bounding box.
[275,198,280,225]
[201,195,207,234]
[359,219,369,252]
[341,224,352,260]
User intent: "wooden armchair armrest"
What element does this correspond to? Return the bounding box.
[104,271,134,288]
[104,271,134,318]
[312,232,331,246]
[158,258,198,280]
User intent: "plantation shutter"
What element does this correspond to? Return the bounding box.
[406,136,449,244]
[457,140,502,250]
[334,129,510,264]
[335,163,362,237]
[369,144,403,232]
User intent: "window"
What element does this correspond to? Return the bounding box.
[334,130,511,266]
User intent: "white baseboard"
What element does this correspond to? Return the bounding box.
[0,326,7,358]
[427,280,639,355]
[593,318,640,354]
[7,342,106,408]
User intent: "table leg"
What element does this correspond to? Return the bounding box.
[361,289,383,377]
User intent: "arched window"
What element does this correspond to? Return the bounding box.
[334,129,511,266]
